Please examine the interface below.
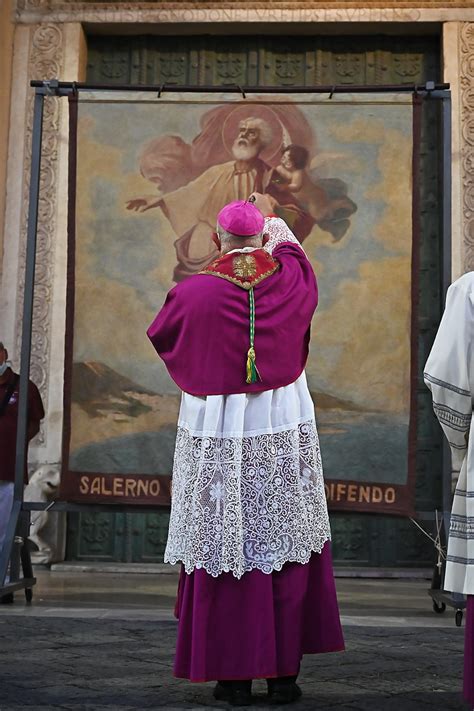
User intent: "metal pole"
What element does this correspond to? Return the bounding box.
[441,94,453,528]
[5,81,453,538]
[441,95,453,301]
[29,79,450,96]
[0,90,44,586]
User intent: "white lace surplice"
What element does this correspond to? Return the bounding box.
[164,371,331,579]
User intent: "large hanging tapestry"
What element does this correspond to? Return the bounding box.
[61,90,420,515]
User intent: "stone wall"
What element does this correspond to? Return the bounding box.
[0,22,86,470]
[0,0,15,284]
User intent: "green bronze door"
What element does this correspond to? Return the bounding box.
[66,32,442,567]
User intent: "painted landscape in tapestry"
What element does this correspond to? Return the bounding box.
[71,95,413,489]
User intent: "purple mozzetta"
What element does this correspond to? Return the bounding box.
[147,241,318,396]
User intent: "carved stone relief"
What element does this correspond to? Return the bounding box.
[15,23,64,445]
[25,463,66,564]
[13,1,428,25]
[460,22,474,271]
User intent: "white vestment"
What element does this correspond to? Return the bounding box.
[164,218,331,579]
[424,272,474,594]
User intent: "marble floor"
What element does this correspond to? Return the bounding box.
[0,566,463,629]
[0,568,468,710]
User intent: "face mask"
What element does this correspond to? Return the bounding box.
[0,360,10,377]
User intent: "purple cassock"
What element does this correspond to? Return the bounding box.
[465,597,474,705]
[147,209,344,682]
[174,546,344,682]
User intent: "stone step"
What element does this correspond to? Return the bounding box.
[50,561,432,578]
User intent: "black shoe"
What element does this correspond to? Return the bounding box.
[214,680,252,707]
[0,593,14,604]
[267,678,302,705]
[229,686,252,707]
[214,681,233,701]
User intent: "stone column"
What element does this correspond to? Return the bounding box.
[443,22,463,280]
[459,22,474,275]
[0,21,86,562]
[47,22,87,465]
[0,0,15,284]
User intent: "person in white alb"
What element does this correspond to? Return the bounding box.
[424,272,474,707]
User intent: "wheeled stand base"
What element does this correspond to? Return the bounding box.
[0,511,36,604]
[429,558,466,627]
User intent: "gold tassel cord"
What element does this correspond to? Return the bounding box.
[246,346,261,384]
[246,288,261,384]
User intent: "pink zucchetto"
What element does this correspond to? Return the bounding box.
[217,200,265,237]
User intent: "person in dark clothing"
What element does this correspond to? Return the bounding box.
[0,341,44,552]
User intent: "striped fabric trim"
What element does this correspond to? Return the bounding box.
[433,402,471,432]
[424,372,471,397]
[449,529,474,539]
[451,514,474,522]
[450,517,474,538]
[449,440,468,450]
[447,555,474,565]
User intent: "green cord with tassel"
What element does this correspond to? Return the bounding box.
[246,287,261,384]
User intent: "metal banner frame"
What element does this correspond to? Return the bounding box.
[0,79,452,599]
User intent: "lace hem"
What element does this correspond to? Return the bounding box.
[165,418,331,579]
[164,537,331,578]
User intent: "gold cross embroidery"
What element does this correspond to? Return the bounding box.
[233,254,257,278]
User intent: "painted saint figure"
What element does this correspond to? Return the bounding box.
[128,118,275,280]
[127,106,357,281]
[147,194,344,706]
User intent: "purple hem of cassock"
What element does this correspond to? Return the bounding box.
[465,596,474,705]
[172,541,344,682]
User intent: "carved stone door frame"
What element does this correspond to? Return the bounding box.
[65,31,444,566]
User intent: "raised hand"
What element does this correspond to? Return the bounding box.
[248,192,278,217]
[126,196,160,212]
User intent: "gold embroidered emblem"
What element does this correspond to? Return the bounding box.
[233,254,257,278]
